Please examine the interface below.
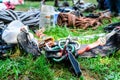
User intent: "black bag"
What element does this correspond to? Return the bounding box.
[78,28,120,58]
[0,28,15,59]
[104,22,120,32]
[17,29,41,57]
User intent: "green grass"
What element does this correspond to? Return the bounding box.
[15,0,96,11]
[15,1,39,11]
[0,55,54,80]
[0,0,120,80]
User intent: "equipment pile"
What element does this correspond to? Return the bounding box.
[0,0,120,78]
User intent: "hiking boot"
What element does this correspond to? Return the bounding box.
[117,13,120,19]
[105,11,117,17]
[118,13,120,16]
[17,29,41,57]
[109,12,117,17]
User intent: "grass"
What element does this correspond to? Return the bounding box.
[0,0,120,80]
[0,55,54,80]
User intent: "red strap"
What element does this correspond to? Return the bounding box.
[77,40,101,55]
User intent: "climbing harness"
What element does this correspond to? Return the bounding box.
[45,36,81,76]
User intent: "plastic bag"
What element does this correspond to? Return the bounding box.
[2,20,29,44]
[0,3,7,10]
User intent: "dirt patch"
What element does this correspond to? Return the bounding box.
[82,70,99,80]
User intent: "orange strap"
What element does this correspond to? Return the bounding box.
[77,40,102,55]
